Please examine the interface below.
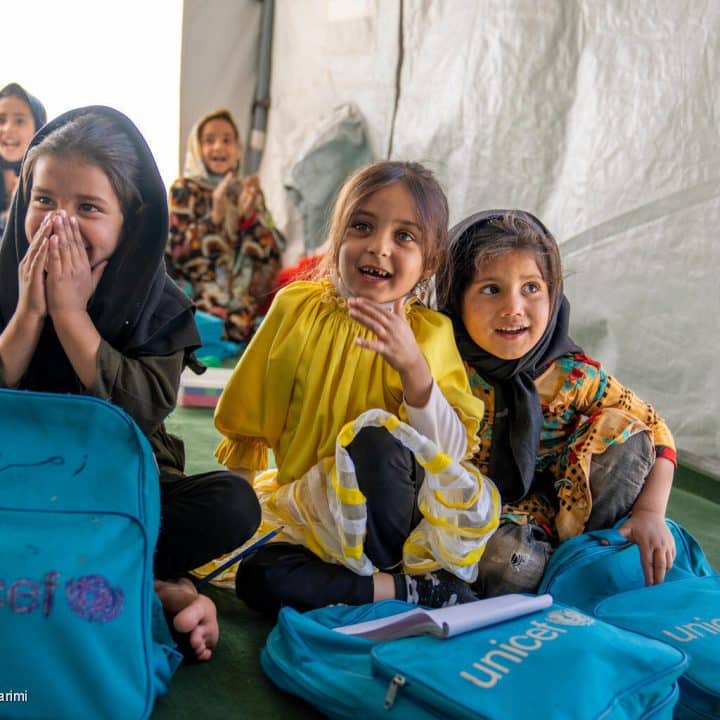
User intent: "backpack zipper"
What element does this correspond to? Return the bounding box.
[384,674,406,709]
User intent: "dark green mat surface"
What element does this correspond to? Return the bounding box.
[154,406,719,719]
[156,406,320,719]
[152,586,323,719]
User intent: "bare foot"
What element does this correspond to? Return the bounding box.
[155,578,219,662]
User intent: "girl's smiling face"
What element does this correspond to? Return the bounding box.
[337,182,426,303]
[199,118,239,176]
[25,154,124,268]
[0,95,36,163]
[461,249,550,359]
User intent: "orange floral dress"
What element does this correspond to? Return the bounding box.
[466,353,676,541]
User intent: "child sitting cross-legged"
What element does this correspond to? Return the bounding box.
[214,161,500,615]
[436,210,677,596]
[0,106,262,660]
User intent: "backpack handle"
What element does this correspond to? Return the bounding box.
[585,515,634,546]
[585,528,631,546]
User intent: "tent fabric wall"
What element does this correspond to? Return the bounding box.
[180,0,719,461]
[179,0,261,171]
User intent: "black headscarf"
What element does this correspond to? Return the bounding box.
[443,210,581,502]
[0,83,47,211]
[0,105,199,393]
[0,83,47,139]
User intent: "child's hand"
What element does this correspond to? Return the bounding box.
[46,212,106,317]
[618,509,676,585]
[348,296,433,407]
[17,213,52,319]
[238,175,260,219]
[211,171,235,225]
[348,296,422,372]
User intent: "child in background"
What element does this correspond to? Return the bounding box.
[166,109,283,344]
[436,210,676,596]
[0,82,46,236]
[214,161,499,615]
[0,106,261,660]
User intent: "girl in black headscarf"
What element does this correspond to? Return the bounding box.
[0,82,47,236]
[0,106,260,660]
[437,210,676,596]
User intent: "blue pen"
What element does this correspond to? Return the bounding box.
[194,526,283,589]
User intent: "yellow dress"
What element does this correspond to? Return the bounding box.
[214,279,499,580]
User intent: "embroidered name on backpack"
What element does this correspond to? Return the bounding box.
[0,572,124,622]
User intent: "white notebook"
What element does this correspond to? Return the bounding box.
[334,593,553,641]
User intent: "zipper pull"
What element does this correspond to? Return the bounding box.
[384,674,406,709]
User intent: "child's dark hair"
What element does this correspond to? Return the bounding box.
[22,112,143,220]
[437,210,562,316]
[320,160,449,280]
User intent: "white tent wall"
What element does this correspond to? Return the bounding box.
[180,0,720,462]
[179,0,262,173]
[259,0,401,256]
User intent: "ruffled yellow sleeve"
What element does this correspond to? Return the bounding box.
[410,307,485,458]
[214,284,305,470]
[214,435,268,472]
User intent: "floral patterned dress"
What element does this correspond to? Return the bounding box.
[166,176,283,344]
[466,353,676,541]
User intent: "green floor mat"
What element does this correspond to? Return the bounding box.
[152,586,323,720]
[156,406,719,719]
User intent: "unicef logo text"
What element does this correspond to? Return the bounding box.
[460,612,594,689]
[0,571,124,622]
[546,609,595,627]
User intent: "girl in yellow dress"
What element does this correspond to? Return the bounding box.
[436,209,676,596]
[214,161,499,613]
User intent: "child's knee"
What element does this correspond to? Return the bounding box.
[226,474,262,542]
[350,426,421,503]
[349,425,394,452]
[473,523,551,597]
[587,431,653,529]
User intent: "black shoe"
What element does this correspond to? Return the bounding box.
[403,570,478,608]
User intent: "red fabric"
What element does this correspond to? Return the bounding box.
[237,211,258,231]
[270,255,324,302]
[656,445,678,468]
[573,352,601,369]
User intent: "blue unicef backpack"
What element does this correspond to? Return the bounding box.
[262,598,688,719]
[0,388,181,719]
[539,519,720,720]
